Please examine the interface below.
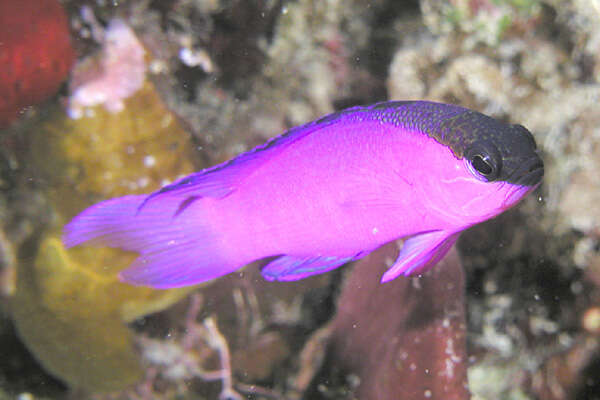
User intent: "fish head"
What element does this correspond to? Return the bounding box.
[418,113,544,228]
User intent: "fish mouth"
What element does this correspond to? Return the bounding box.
[502,158,543,208]
[514,157,544,187]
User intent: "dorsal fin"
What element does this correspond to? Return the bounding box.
[138,101,449,211]
[138,113,343,210]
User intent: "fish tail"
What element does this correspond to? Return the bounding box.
[63,194,235,288]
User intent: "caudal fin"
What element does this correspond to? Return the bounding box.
[63,194,233,288]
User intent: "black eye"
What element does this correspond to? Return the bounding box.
[465,141,501,181]
[472,154,493,175]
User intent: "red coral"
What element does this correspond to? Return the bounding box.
[0,0,74,128]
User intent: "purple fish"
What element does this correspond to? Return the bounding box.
[63,101,543,288]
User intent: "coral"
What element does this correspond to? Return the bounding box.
[0,0,74,128]
[11,237,144,392]
[311,244,469,399]
[531,337,600,400]
[190,265,332,396]
[5,0,600,397]
[556,113,600,234]
[10,81,198,392]
[67,18,146,119]
[0,229,16,297]
[387,3,600,396]
[421,0,542,46]
[264,0,373,119]
[138,294,245,399]
[128,294,287,400]
[6,1,380,393]
[145,0,384,182]
[469,356,533,400]
[33,82,198,211]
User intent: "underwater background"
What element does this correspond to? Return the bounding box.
[1,0,600,399]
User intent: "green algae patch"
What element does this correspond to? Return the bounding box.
[11,81,199,393]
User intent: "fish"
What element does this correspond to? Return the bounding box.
[63,101,544,289]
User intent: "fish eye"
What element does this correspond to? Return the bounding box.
[472,154,493,175]
[465,142,501,181]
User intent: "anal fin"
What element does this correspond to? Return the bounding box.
[381,231,460,282]
[261,255,356,281]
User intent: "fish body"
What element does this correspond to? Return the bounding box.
[64,101,544,288]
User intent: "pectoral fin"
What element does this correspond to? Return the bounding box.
[381,231,460,282]
[261,255,356,281]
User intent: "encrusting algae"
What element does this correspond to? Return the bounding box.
[11,81,199,392]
